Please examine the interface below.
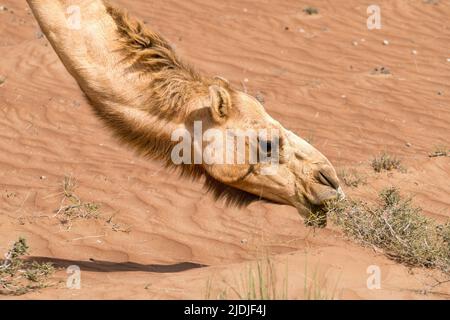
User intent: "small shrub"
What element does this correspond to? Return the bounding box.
[429,146,448,158]
[55,176,131,232]
[338,168,366,188]
[303,7,319,15]
[327,188,450,273]
[0,238,55,295]
[371,153,403,173]
[304,210,327,228]
[55,176,101,229]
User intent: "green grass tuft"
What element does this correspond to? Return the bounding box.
[205,256,288,300]
[0,238,55,295]
[55,176,101,229]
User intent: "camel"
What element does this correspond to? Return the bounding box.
[27,0,344,222]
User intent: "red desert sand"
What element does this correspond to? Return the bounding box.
[0,0,449,299]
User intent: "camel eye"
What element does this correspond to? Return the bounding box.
[266,140,273,155]
[258,138,273,160]
[257,134,282,163]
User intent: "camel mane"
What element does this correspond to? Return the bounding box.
[88,3,262,207]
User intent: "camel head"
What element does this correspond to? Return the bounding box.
[185,80,345,219]
[27,0,344,222]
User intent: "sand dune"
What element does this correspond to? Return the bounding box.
[0,0,449,299]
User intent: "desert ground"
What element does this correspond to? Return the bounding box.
[0,0,449,299]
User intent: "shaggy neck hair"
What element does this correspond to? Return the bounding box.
[88,3,260,207]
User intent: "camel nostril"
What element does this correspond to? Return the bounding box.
[317,170,340,190]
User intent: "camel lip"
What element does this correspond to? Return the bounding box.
[312,185,346,204]
[292,184,345,220]
[336,186,346,200]
[294,186,338,208]
[301,187,346,219]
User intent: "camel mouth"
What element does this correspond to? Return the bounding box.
[294,186,345,227]
[310,184,346,206]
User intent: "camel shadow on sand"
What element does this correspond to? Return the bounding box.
[25,257,207,274]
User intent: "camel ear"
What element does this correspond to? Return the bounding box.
[209,85,231,123]
[213,76,230,86]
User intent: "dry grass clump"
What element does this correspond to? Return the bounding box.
[0,238,55,295]
[429,145,448,158]
[304,210,328,228]
[303,7,319,15]
[232,257,288,300]
[338,168,367,188]
[55,176,101,229]
[327,188,450,273]
[205,256,339,300]
[54,176,130,232]
[239,257,287,300]
[371,153,403,173]
[205,257,288,300]
[303,262,340,300]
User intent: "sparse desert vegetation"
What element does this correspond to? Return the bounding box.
[303,261,340,300]
[54,176,130,233]
[55,176,101,229]
[0,238,55,296]
[237,258,288,300]
[327,188,450,274]
[304,209,328,228]
[205,256,339,300]
[371,153,404,173]
[338,168,367,188]
[303,6,319,15]
[429,146,448,158]
[205,257,288,300]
